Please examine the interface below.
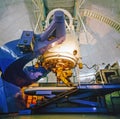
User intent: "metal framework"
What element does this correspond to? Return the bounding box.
[19,84,120,114]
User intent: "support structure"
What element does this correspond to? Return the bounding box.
[19,84,120,114]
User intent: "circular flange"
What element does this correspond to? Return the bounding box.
[42,52,77,70]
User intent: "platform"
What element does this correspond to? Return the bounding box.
[24,84,120,95]
[21,84,120,114]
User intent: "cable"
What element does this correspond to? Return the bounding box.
[83,63,99,72]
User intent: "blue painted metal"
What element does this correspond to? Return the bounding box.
[0,11,65,87]
[0,9,120,114]
[3,80,22,113]
[0,11,65,113]
[69,92,95,99]
[23,66,49,80]
[19,107,108,114]
[29,84,120,114]
[0,77,23,113]
[69,99,99,106]
[19,109,31,115]
[36,90,52,95]
[32,107,107,113]
[17,31,34,53]
[0,78,8,113]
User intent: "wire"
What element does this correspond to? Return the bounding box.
[83,63,99,72]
